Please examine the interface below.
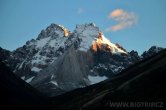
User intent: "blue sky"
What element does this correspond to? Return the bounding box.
[0,0,166,54]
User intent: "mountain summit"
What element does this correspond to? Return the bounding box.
[0,23,163,96]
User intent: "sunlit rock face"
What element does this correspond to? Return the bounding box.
[1,23,163,96]
[91,32,127,54]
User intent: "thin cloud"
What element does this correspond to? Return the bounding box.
[77,8,84,15]
[106,9,138,32]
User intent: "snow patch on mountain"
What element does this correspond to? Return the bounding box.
[31,67,42,72]
[18,60,26,70]
[21,76,25,80]
[88,75,107,84]
[26,76,35,83]
[31,52,47,65]
[102,35,127,54]
[36,37,51,49]
[51,81,58,86]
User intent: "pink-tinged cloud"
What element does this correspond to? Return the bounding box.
[108,9,124,18]
[106,9,138,32]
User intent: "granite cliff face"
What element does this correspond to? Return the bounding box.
[31,46,92,96]
[0,23,164,96]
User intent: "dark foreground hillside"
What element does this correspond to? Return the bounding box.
[0,49,166,110]
[0,62,49,110]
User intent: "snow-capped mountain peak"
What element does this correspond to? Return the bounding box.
[74,23,126,54]
[10,23,72,78]
[37,23,70,40]
[74,23,100,51]
[29,24,71,73]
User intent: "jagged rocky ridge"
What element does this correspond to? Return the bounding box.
[0,23,164,96]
